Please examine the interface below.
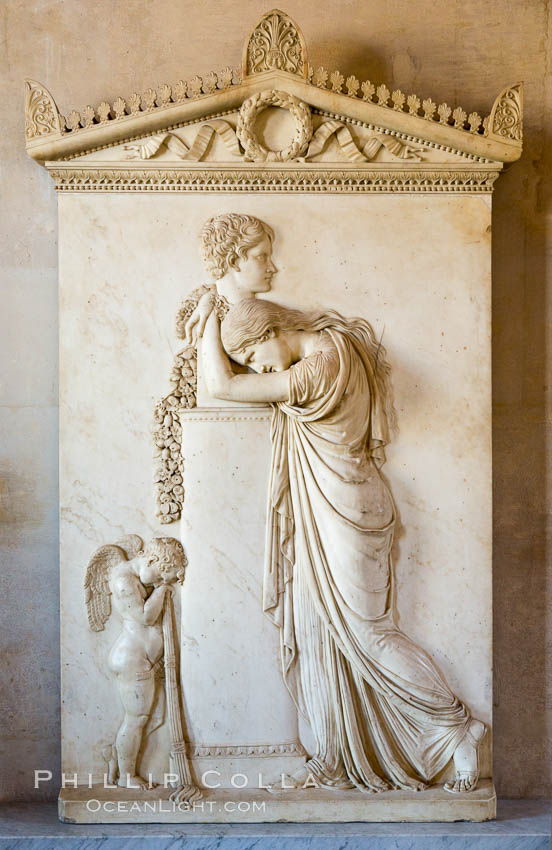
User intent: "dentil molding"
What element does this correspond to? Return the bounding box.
[47,164,501,194]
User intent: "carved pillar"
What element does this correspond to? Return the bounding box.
[179,404,306,787]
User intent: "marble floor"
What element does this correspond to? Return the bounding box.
[0,799,550,848]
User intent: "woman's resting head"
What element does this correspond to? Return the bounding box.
[221,298,314,373]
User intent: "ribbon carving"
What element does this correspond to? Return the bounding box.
[305,120,425,162]
[125,120,241,161]
[126,118,424,163]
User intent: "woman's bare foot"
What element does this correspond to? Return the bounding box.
[267,764,310,793]
[444,719,486,793]
[267,762,390,794]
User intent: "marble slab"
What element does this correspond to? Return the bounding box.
[22,4,528,825]
[1,800,550,847]
[58,781,496,823]
[58,192,493,796]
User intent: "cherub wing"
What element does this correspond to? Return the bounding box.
[84,544,127,632]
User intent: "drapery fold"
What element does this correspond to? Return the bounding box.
[263,322,470,789]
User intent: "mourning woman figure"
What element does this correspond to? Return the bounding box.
[202,297,486,794]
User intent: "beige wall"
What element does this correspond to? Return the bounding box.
[1,0,550,801]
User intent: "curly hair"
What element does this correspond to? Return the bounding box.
[200,213,274,281]
[145,537,187,585]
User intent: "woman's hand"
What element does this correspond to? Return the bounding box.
[184,291,216,345]
[202,312,290,404]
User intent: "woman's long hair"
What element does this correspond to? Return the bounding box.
[221,298,396,433]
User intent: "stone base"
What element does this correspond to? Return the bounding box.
[59,780,496,823]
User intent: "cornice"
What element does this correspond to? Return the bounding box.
[24,11,523,167]
[46,162,502,194]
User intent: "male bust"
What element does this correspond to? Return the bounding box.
[183,213,277,343]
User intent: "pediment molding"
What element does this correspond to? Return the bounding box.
[25,11,522,169]
[48,104,492,167]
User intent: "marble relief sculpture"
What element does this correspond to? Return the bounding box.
[184,219,488,795]
[27,4,523,824]
[85,535,201,802]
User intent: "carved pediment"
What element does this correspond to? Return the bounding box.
[68,98,480,168]
[25,10,522,174]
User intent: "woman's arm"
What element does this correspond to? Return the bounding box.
[202,313,290,403]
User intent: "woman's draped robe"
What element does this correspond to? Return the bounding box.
[263,324,471,791]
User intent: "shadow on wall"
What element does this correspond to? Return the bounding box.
[492,125,551,797]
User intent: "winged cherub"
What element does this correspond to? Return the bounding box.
[85,534,186,790]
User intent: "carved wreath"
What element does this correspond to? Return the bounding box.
[236,90,313,162]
